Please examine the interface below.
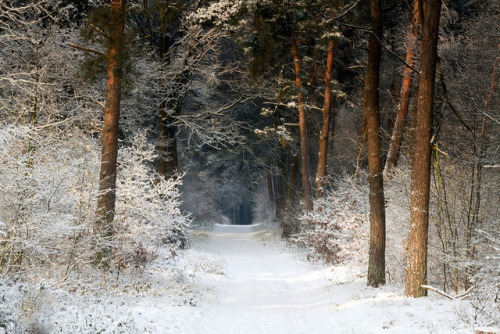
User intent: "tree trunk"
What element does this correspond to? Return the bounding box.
[155,32,187,180]
[385,1,420,178]
[291,38,313,211]
[156,106,179,179]
[276,144,288,221]
[283,154,299,237]
[95,0,126,261]
[404,0,442,298]
[364,0,386,288]
[316,39,336,196]
[267,171,275,208]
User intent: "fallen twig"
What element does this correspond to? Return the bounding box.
[421,285,454,299]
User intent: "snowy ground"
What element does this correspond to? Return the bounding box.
[132,223,472,334]
[7,223,477,333]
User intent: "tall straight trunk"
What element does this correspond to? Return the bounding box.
[316,39,336,196]
[155,35,187,180]
[385,1,420,178]
[95,0,126,258]
[156,106,179,178]
[291,38,313,211]
[288,154,299,205]
[267,171,275,208]
[282,154,299,237]
[405,0,442,298]
[364,0,386,288]
[277,144,288,220]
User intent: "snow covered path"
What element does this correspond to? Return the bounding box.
[162,223,470,334]
[186,223,337,333]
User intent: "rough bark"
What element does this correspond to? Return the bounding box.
[291,38,313,211]
[385,1,420,178]
[95,0,126,260]
[405,0,442,298]
[364,0,386,288]
[315,39,336,196]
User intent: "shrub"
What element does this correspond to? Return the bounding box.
[294,176,368,266]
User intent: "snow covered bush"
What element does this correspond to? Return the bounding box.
[466,226,500,327]
[0,276,24,333]
[294,176,369,266]
[113,133,190,272]
[383,167,412,283]
[0,124,99,282]
[0,123,193,331]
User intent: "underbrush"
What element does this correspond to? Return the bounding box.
[292,167,499,328]
[0,126,192,333]
[293,176,369,269]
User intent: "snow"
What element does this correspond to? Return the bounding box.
[167,223,472,334]
[7,223,477,333]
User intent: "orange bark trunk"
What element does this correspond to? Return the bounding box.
[364,0,386,288]
[405,0,442,298]
[385,1,420,178]
[315,40,336,196]
[95,0,126,250]
[291,38,313,211]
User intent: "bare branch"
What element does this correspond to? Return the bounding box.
[66,43,106,58]
[421,285,454,299]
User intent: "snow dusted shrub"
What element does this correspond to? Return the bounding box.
[113,133,190,272]
[383,167,412,283]
[0,125,99,281]
[0,276,25,333]
[294,176,368,266]
[465,226,500,327]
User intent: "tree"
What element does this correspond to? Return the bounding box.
[95,0,126,261]
[404,0,442,298]
[363,0,386,287]
[315,38,336,196]
[384,0,420,178]
[139,0,185,179]
[291,37,314,212]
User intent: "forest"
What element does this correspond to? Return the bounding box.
[0,0,499,333]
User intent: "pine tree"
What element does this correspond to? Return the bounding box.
[363,0,386,287]
[384,1,420,178]
[404,0,442,298]
[95,0,126,262]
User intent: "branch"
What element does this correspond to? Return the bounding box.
[436,58,475,135]
[456,286,474,299]
[66,43,106,58]
[343,23,418,73]
[421,285,454,299]
[335,0,362,20]
[132,34,152,43]
[82,20,110,39]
